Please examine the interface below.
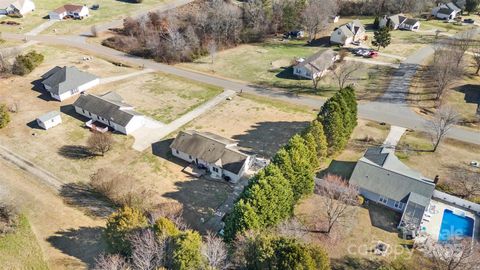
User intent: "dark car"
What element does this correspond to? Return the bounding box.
[464,18,475,24]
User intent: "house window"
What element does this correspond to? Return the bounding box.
[378,196,388,205]
[394,201,403,209]
[175,149,179,154]
[189,155,192,160]
[212,167,219,173]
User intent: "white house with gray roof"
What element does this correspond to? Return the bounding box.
[0,0,35,16]
[330,20,366,45]
[432,2,462,20]
[170,130,251,183]
[73,92,144,135]
[379,14,420,31]
[293,49,338,80]
[350,147,436,232]
[36,111,61,130]
[41,66,99,101]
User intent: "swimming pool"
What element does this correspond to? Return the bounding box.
[438,209,474,241]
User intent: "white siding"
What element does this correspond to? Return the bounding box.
[49,11,64,20]
[37,115,62,130]
[124,115,145,134]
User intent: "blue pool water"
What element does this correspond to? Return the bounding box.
[438,209,474,241]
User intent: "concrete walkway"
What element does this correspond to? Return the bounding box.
[25,19,58,36]
[131,90,236,151]
[99,69,154,84]
[383,126,407,151]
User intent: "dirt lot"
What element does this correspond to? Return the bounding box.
[395,130,480,184]
[92,72,223,123]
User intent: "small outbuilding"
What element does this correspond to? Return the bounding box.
[293,49,338,80]
[36,111,62,130]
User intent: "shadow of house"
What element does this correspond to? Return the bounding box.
[231,121,310,158]
[454,84,480,115]
[320,160,357,180]
[163,179,233,233]
[47,226,106,268]
[26,119,43,130]
[31,78,53,101]
[59,183,115,218]
[60,104,91,123]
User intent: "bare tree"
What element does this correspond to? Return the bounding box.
[331,61,361,89]
[87,131,114,156]
[149,202,186,230]
[418,237,480,270]
[208,40,217,72]
[444,31,475,68]
[129,228,165,270]
[242,0,269,42]
[471,44,480,75]
[426,105,459,152]
[302,0,338,43]
[276,218,309,241]
[450,168,480,200]
[202,232,229,270]
[429,49,464,103]
[313,174,359,234]
[93,254,131,270]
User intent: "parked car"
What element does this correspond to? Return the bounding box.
[365,51,378,58]
[464,18,475,24]
[353,48,369,56]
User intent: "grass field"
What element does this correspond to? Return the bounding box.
[93,72,223,123]
[0,215,49,270]
[0,0,166,34]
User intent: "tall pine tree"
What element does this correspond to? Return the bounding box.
[320,100,347,154]
[305,120,328,161]
[302,131,320,169]
[285,134,315,201]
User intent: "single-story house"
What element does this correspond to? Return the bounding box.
[432,2,461,20]
[73,91,145,135]
[36,111,61,130]
[350,147,437,232]
[48,4,89,20]
[170,130,251,183]
[330,20,366,45]
[41,66,99,101]
[0,0,35,16]
[379,14,420,31]
[293,49,338,80]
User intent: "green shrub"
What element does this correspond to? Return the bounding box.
[12,51,44,76]
[154,217,180,238]
[0,104,10,129]
[170,230,204,270]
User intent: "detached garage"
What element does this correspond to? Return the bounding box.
[36,111,62,130]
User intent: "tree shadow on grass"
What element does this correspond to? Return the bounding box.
[47,226,106,268]
[59,182,115,218]
[58,145,96,160]
[319,160,357,180]
[331,255,385,270]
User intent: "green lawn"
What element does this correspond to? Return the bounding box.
[0,0,167,35]
[0,215,49,270]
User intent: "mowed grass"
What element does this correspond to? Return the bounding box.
[0,0,166,34]
[0,215,49,270]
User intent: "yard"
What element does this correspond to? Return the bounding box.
[178,39,393,100]
[91,72,223,123]
[0,214,49,270]
[0,0,168,35]
[395,130,480,185]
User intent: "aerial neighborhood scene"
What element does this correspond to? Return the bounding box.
[1,0,480,269]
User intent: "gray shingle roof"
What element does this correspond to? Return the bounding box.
[350,147,435,203]
[295,49,337,73]
[41,66,98,95]
[37,111,60,123]
[170,130,249,174]
[73,92,140,127]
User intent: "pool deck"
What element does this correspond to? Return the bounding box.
[420,199,477,241]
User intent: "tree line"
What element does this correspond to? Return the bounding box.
[96,205,330,270]
[224,86,358,241]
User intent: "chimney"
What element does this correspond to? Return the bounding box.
[434,175,439,184]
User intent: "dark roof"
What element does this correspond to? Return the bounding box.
[463,89,480,105]
[72,92,140,127]
[170,130,249,175]
[438,7,455,15]
[41,66,98,95]
[53,4,84,13]
[403,18,419,25]
[350,147,436,203]
[295,49,337,73]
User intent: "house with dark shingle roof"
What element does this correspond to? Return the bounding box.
[350,147,436,231]
[41,66,99,101]
[293,49,338,80]
[170,130,251,183]
[432,2,461,20]
[379,14,420,31]
[73,91,145,135]
[330,20,366,45]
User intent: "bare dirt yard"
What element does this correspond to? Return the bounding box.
[0,159,104,269]
[92,72,223,123]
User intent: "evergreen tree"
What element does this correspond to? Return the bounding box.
[154,217,180,238]
[331,93,351,139]
[285,135,315,201]
[305,120,328,161]
[302,131,320,169]
[104,206,148,255]
[373,17,380,29]
[320,100,347,154]
[170,230,204,270]
[339,86,358,132]
[224,199,260,241]
[272,147,296,184]
[372,27,391,51]
[0,104,10,129]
